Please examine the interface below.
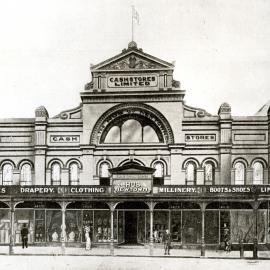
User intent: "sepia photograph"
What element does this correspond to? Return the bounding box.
[0,0,270,269]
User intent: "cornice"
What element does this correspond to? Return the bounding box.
[80,91,185,103]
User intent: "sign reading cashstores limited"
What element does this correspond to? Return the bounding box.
[108,75,158,88]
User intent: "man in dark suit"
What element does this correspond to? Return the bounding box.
[21,224,29,249]
[163,229,172,255]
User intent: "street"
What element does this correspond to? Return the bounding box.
[0,256,267,270]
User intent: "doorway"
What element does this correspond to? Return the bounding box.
[124,211,137,244]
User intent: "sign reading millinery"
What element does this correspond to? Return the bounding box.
[108,75,158,88]
[50,135,80,143]
[185,134,216,142]
[113,179,152,194]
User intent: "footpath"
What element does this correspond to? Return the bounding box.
[0,245,269,259]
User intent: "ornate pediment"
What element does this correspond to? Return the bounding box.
[91,42,174,71]
[109,161,155,174]
[99,54,166,70]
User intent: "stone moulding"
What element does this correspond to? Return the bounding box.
[90,103,175,145]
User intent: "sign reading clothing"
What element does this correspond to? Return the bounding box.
[108,75,158,88]
[113,179,151,194]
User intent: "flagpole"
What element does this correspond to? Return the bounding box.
[131,6,134,41]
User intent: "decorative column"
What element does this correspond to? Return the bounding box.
[59,202,69,254]
[218,103,232,185]
[146,201,156,256]
[34,106,48,185]
[107,202,119,256]
[199,202,207,257]
[252,201,259,259]
[9,200,15,255]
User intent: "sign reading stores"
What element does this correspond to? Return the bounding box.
[113,180,151,194]
[108,75,158,88]
[185,134,216,142]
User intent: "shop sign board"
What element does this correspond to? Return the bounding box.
[107,75,158,88]
[113,179,152,194]
[50,135,80,143]
[0,186,108,196]
[185,134,216,142]
[156,185,270,195]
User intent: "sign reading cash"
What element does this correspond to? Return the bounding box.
[108,75,158,88]
[50,135,80,143]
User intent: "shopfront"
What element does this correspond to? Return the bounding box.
[1,183,270,255]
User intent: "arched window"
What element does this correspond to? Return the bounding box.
[20,164,32,185]
[122,119,142,143]
[234,162,245,185]
[99,162,110,186]
[51,163,61,185]
[185,162,196,185]
[253,162,263,185]
[204,162,215,185]
[153,162,164,186]
[2,164,13,185]
[69,163,79,185]
[103,118,162,144]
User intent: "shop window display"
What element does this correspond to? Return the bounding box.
[182,211,201,244]
[15,210,34,244]
[46,210,62,242]
[220,211,230,244]
[171,211,181,242]
[94,210,110,242]
[230,210,254,243]
[205,211,219,244]
[35,210,45,242]
[257,210,267,243]
[0,209,10,243]
[82,210,93,242]
[153,211,169,243]
[66,210,82,242]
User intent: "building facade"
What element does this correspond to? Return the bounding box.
[0,41,270,256]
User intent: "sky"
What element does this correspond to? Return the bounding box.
[0,0,270,118]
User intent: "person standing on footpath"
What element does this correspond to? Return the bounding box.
[163,229,172,255]
[21,223,29,249]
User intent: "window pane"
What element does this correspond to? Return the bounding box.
[143,126,159,143]
[21,164,32,185]
[253,162,263,185]
[186,163,196,184]
[70,163,79,182]
[235,162,245,185]
[3,164,13,185]
[52,163,61,185]
[154,162,164,178]
[121,120,142,143]
[104,126,120,143]
[205,163,214,184]
[100,163,109,178]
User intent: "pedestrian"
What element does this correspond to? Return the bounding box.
[21,223,29,249]
[163,229,171,255]
[224,233,231,253]
[84,225,91,250]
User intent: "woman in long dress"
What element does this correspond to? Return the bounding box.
[84,225,91,250]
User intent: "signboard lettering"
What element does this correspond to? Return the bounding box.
[50,135,80,143]
[185,134,216,142]
[113,180,151,194]
[108,75,158,88]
